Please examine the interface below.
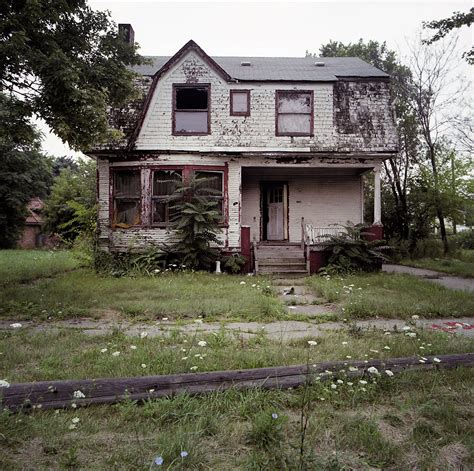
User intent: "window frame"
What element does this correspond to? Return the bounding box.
[230,89,251,117]
[172,83,211,136]
[275,90,314,137]
[110,167,142,228]
[149,165,228,227]
[151,168,183,227]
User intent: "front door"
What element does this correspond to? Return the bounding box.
[266,184,285,240]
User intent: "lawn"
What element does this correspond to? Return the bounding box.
[1,328,473,470]
[0,249,79,286]
[306,272,474,319]
[399,251,474,278]
[0,269,286,322]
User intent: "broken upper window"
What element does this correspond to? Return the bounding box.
[113,170,141,227]
[152,170,182,224]
[194,170,224,219]
[230,90,250,116]
[173,85,210,135]
[276,91,313,136]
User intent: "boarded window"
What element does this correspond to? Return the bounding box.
[113,170,140,227]
[173,85,210,134]
[194,170,224,218]
[152,170,182,224]
[230,90,250,116]
[276,91,313,136]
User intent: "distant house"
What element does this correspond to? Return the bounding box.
[18,198,48,249]
[90,26,397,274]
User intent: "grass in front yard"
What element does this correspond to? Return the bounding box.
[0,269,285,322]
[399,254,474,278]
[1,328,472,382]
[1,329,473,469]
[0,249,79,286]
[306,272,474,319]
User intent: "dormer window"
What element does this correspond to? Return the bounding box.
[173,84,210,135]
[275,90,313,137]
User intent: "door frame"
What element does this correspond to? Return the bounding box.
[260,181,289,242]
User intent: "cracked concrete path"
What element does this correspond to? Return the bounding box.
[382,264,474,292]
[2,317,473,340]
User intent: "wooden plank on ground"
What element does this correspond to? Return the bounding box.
[1,353,473,412]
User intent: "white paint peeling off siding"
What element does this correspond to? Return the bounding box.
[134,51,397,153]
[98,154,370,251]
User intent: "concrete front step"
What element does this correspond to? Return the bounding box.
[259,261,306,267]
[259,269,308,275]
[257,258,306,264]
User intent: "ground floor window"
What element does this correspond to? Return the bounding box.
[111,166,226,227]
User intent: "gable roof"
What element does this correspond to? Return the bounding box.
[134,41,389,82]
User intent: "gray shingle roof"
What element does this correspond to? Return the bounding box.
[133,56,388,81]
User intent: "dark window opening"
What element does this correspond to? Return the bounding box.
[173,85,210,135]
[113,170,140,227]
[195,170,224,218]
[152,170,182,225]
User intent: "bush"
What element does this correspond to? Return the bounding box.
[451,229,474,250]
[319,222,389,274]
[222,253,247,273]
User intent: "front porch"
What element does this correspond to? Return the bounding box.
[238,165,383,274]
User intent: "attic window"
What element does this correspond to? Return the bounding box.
[276,90,314,137]
[173,84,210,135]
[230,90,250,116]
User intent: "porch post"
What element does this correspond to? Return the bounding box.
[373,166,381,225]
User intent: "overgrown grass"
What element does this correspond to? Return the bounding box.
[0,249,79,286]
[399,253,474,278]
[1,328,472,382]
[0,269,285,322]
[1,329,473,469]
[306,272,474,319]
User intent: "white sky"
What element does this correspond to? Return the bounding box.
[41,0,473,157]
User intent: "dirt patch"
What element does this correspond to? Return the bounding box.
[377,420,405,444]
[90,308,123,322]
[436,442,469,470]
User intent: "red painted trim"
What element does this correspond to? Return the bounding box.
[362,225,384,242]
[230,89,251,117]
[109,167,143,228]
[172,83,211,136]
[275,90,314,137]
[241,226,252,272]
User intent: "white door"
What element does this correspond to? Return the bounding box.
[267,185,285,240]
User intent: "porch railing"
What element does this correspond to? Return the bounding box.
[302,220,347,245]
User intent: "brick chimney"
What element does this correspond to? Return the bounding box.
[118,24,135,45]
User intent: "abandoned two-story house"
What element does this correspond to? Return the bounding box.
[90,27,397,275]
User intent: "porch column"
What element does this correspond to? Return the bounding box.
[373,166,382,225]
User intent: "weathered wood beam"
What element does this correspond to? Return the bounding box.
[1,353,472,412]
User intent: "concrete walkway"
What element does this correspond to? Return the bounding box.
[383,264,474,292]
[2,317,473,340]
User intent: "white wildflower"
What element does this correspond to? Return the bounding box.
[347,382,353,386]
[346,355,352,359]
[10,323,22,329]
[140,332,148,339]
[433,357,441,363]
[240,281,246,285]
[367,366,379,374]
[130,345,137,350]
[71,417,80,424]
[419,359,426,363]
[71,403,77,409]
[348,366,358,372]
[412,315,419,320]
[100,348,108,353]
[197,340,207,347]
[330,384,337,389]
[181,356,188,360]
[73,390,85,399]
[0,380,10,388]
[68,424,77,430]
[384,331,391,335]
[359,380,367,385]
[271,413,278,419]
[384,346,391,350]
[337,379,344,384]
[194,319,203,324]
[180,451,188,458]
[141,363,147,369]
[190,366,198,371]
[307,340,317,346]
[369,349,379,353]
[162,317,168,321]
[406,332,417,337]
[385,370,394,377]
[402,326,411,331]
[154,456,164,466]
[112,351,120,357]
[342,341,348,345]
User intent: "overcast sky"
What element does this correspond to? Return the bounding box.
[41,0,473,157]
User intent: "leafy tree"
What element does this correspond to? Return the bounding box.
[1,0,144,150]
[167,175,222,270]
[43,159,96,242]
[423,8,474,63]
[52,156,79,177]
[0,94,53,248]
